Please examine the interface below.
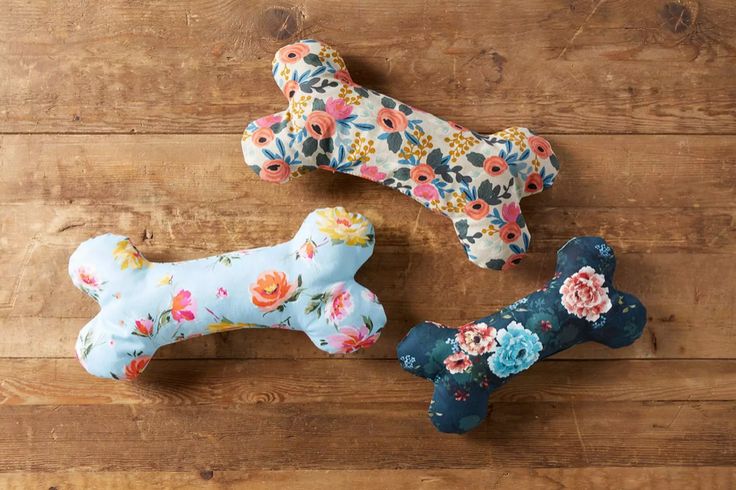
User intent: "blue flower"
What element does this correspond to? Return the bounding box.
[399,354,416,370]
[595,243,612,257]
[488,322,543,378]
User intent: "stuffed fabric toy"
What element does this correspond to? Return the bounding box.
[69,207,386,380]
[397,237,647,433]
[242,39,560,270]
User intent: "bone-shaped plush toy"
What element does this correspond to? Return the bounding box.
[69,207,386,380]
[397,237,647,433]
[242,39,560,270]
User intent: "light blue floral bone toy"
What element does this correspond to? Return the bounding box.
[397,237,647,433]
[242,39,560,270]
[69,207,386,380]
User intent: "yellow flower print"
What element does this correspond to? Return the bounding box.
[316,208,373,247]
[158,274,173,286]
[208,321,259,333]
[112,240,150,270]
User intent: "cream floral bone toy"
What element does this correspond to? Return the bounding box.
[69,207,386,380]
[397,237,647,433]
[242,39,560,270]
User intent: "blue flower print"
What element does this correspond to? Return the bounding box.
[488,322,543,378]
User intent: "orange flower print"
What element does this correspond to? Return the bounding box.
[333,69,355,86]
[278,43,310,64]
[377,108,408,132]
[134,318,154,336]
[326,325,380,354]
[124,356,151,380]
[252,127,275,147]
[113,239,149,270]
[283,80,299,99]
[297,238,318,260]
[306,111,336,140]
[528,135,554,159]
[260,159,291,183]
[499,222,522,243]
[524,172,543,194]
[250,271,297,312]
[410,164,435,184]
[464,199,490,220]
[171,290,196,322]
[503,253,526,270]
[483,156,508,176]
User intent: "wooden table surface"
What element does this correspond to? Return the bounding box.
[2,0,735,488]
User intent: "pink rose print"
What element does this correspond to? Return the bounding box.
[325,97,353,120]
[216,287,228,298]
[456,322,497,356]
[77,266,99,288]
[444,351,472,374]
[413,183,439,201]
[327,325,380,353]
[255,114,282,127]
[171,290,196,322]
[501,202,521,223]
[327,284,353,323]
[360,165,387,182]
[560,266,612,322]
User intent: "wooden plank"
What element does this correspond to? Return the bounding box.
[2,467,734,489]
[0,242,731,359]
[1,359,734,406]
[1,1,734,134]
[1,401,734,471]
[1,248,732,359]
[2,134,736,209]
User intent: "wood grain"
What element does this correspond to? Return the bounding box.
[2,468,735,490]
[2,402,734,471]
[1,0,734,134]
[3,0,736,484]
[1,359,734,406]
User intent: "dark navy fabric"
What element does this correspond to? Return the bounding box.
[397,237,647,434]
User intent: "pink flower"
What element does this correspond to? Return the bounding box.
[456,322,497,356]
[171,290,196,322]
[501,202,521,223]
[444,352,472,374]
[134,318,154,336]
[77,266,99,288]
[412,183,439,201]
[560,266,612,322]
[454,389,469,401]
[325,97,353,120]
[360,165,387,182]
[255,114,282,128]
[216,287,228,298]
[327,284,353,323]
[327,325,380,353]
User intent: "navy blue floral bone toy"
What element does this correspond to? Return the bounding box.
[397,237,647,433]
[242,39,560,270]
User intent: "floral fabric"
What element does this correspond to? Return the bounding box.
[69,207,386,380]
[397,237,647,433]
[242,39,560,270]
